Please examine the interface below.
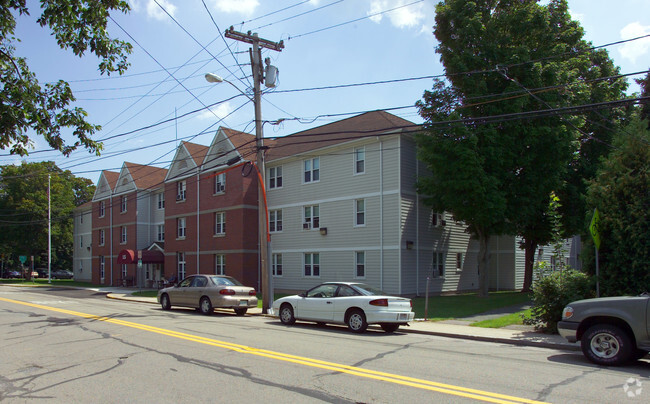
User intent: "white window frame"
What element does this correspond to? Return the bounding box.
[99,229,105,246]
[214,173,226,194]
[157,193,165,209]
[355,251,365,279]
[79,235,83,248]
[304,253,320,277]
[121,263,127,279]
[177,252,186,279]
[303,157,320,183]
[215,254,225,275]
[177,217,186,239]
[177,180,186,201]
[157,224,165,242]
[354,147,365,175]
[272,253,283,277]
[433,251,445,278]
[214,212,226,235]
[303,205,320,230]
[268,166,283,189]
[120,226,127,244]
[98,201,105,218]
[456,252,464,272]
[99,256,105,279]
[120,195,127,213]
[269,209,283,233]
[354,199,365,227]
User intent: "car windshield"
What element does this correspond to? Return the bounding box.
[209,276,243,286]
[352,283,388,296]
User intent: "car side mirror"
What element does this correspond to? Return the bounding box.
[299,293,306,298]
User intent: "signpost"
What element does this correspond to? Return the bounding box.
[589,209,601,297]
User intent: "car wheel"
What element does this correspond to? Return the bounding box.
[160,294,171,310]
[279,304,296,325]
[234,307,247,316]
[199,297,213,315]
[581,324,633,366]
[380,323,400,333]
[347,309,368,333]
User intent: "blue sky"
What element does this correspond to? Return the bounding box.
[4,0,650,184]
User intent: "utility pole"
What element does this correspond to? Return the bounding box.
[224,27,283,314]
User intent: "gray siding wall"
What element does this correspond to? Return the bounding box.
[73,207,93,282]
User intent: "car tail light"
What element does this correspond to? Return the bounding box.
[249,290,257,296]
[410,300,413,308]
[220,289,236,295]
[369,298,388,306]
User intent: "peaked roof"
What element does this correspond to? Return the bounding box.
[124,162,168,191]
[183,141,210,166]
[220,127,258,160]
[103,170,120,190]
[266,110,417,161]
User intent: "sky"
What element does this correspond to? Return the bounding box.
[3,0,650,185]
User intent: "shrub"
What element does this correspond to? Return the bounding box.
[524,268,594,333]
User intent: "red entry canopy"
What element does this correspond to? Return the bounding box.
[117,249,164,264]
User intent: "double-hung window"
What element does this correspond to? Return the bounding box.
[177,252,186,279]
[303,205,319,230]
[304,157,320,183]
[177,217,186,238]
[355,251,365,278]
[99,256,105,279]
[215,254,225,275]
[272,254,283,276]
[433,252,445,277]
[157,193,165,209]
[157,224,165,242]
[269,166,283,189]
[269,210,282,232]
[456,252,464,271]
[214,173,226,194]
[354,199,365,226]
[120,226,127,244]
[304,253,320,277]
[177,180,186,201]
[98,201,105,218]
[354,147,365,174]
[99,229,105,246]
[214,212,226,235]
[120,195,127,213]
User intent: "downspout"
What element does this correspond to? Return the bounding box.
[416,153,419,295]
[379,139,384,291]
[196,170,200,274]
[397,136,402,295]
[109,196,113,286]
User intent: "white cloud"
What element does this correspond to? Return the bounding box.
[368,0,425,29]
[619,22,650,64]
[197,102,234,120]
[212,0,259,16]
[146,0,177,21]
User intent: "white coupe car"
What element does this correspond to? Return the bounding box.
[272,282,415,333]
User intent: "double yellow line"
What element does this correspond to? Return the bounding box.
[1,297,548,404]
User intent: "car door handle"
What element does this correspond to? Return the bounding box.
[326,301,332,304]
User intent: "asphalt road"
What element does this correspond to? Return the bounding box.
[1,285,648,403]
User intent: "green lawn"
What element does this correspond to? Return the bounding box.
[411,291,531,320]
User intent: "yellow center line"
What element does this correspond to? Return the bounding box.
[0,297,548,404]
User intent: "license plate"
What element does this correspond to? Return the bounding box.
[239,300,248,306]
[398,313,409,321]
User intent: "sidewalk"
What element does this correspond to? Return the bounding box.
[104,288,578,352]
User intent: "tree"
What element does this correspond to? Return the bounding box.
[0,161,95,270]
[638,70,650,127]
[0,0,132,157]
[584,112,650,296]
[416,0,625,296]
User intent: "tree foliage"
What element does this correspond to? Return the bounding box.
[416,0,626,296]
[0,161,95,270]
[584,113,650,296]
[0,0,132,156]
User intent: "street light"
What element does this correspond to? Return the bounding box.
[205,71,273,314]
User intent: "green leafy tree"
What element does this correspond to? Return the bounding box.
[0,0,132,156]
[638,70,650,127]
[417,0,626,296]
[0,161,94,270]
[584,113,650,295]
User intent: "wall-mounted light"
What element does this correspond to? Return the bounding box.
[406,240,414,250]
[319,227,327,236]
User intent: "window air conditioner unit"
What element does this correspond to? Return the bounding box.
[176,195,183,201]
[303,222,311,230]
[218,185,225,192]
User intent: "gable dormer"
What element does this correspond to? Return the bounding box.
[92,171,119,201]
[203,127,247,171]
[165,141,208,182]
[113,162,137,195]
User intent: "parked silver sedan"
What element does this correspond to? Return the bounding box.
[157,275,258,316]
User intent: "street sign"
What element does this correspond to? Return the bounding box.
[19,255,26,264]
[589,209,601,250]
